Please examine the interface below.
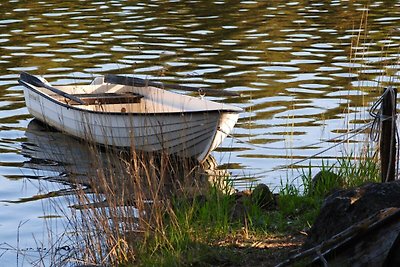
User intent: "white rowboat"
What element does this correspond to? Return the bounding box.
[19,72,242,162]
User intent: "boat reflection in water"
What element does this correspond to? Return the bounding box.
[21,119,233,206]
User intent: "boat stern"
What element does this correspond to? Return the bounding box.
[196,111,240,162]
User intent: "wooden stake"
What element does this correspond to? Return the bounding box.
[380,87,397,182]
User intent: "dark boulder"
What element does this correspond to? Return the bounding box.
[310,170,343,196]
[251,183,275,210]
[230,184,276,222]
[305,180,400,248]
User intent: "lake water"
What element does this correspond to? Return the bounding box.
[0,0,399,265]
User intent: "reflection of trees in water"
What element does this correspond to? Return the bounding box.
[2,1,398,117]
[2,0,399,181]
[3,0,398,80]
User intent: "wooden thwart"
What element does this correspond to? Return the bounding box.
[69,92,143,105]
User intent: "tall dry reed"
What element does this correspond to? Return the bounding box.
[59,141,224,266]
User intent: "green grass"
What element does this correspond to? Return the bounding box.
[133,152,380,266]
[56,142,381,267]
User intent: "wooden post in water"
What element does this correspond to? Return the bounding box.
[380,87,397,182]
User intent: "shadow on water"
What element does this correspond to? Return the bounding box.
[20,119,233,205]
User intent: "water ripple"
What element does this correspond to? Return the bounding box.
[0,0,398,197]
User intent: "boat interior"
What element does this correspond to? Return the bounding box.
[27,75,241,114]
[42,84,206,114]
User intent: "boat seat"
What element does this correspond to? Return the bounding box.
[66,92,143,105]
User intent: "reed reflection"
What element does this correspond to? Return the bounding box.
[22,119,232,205]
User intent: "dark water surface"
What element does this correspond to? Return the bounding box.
[0,0,399,265]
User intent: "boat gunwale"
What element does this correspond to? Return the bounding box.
[19,80,242,116]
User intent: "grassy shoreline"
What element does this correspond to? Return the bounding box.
[53,143,380,266]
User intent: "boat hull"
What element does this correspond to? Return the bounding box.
[22,84,240,162]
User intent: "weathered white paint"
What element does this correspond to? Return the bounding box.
[20,76,242,162]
